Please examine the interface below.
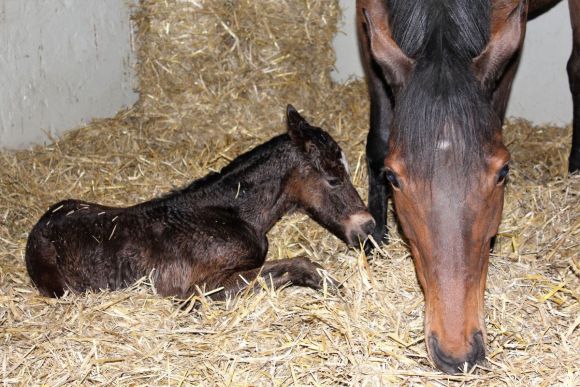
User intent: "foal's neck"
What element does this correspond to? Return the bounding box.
[181,136,300,235]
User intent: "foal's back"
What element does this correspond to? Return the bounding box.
[26,194,264,298]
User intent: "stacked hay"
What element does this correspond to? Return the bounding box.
[1,0,578,384]
[133,0,342,142]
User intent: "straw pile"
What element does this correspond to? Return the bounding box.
[1,0,578,384]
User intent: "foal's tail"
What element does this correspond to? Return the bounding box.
[25,200,74,298]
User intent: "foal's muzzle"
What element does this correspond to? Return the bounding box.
[344,211,375,246]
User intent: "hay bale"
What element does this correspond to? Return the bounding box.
[0,0,578,384]
[132,0,341,143]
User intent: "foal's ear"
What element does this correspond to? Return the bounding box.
[359,0,414,94]
[286,104,308,144]
[286,105,319,157]
[473,0,528,94]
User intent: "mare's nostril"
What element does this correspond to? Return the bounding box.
[428,334,486,375]
[469,331,486,365]
[429,336,461,374]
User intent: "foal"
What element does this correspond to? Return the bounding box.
[26,105,375,300]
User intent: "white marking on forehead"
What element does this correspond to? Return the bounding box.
[340,151,350,176]
[438,120,454,151]
[437,139,452,151]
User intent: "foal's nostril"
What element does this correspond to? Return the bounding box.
[361,218,376,235]
[348,230,363,246]
[428,333,486,374]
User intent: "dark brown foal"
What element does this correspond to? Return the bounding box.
[25,105,375,301]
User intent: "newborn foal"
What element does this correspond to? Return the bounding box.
[26,105,375,300]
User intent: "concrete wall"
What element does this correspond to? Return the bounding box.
[332,0,573,126]
[0,0,138,149]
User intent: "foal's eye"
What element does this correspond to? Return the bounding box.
[385,169,401,189]
[497,164,509,184]
[327,177,341,188]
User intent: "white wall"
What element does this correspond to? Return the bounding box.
[0,0,138,149]
[332,0,573,126]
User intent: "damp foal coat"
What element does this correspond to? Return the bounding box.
[25,106,375,300]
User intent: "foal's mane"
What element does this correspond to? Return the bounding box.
[157,134,291,202]
[387,0,498,178]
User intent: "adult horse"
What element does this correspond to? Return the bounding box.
[356,0,579,374]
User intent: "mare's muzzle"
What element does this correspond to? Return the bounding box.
[428,331,486,374]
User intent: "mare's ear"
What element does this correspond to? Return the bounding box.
[473,0,528,94]
[359,0,415,94]
[287,104,308,144]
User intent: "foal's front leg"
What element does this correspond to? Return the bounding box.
[211,257,338,301]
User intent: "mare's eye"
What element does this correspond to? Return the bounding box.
[497,164,509,184]
[327,177,341,188]
[385,169,400,189]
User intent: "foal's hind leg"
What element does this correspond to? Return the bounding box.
[568,0,580,173]
[211,257,338,301]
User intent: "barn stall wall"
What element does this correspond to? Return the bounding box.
[0,0,138,148]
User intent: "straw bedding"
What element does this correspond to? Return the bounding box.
[1,0,578,384]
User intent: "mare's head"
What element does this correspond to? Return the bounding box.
[360,0,527,373]
[285,105,375,246]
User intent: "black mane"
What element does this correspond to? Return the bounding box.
[157,133,291,202]
[387,0,497,178]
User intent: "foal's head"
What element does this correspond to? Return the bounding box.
[361,0,527,373]
[285,105,375,246]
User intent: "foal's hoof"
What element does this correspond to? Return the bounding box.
[292,257,340,291]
